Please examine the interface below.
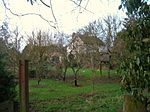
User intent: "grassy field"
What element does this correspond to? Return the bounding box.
[66,68,118,78]
[29,76,123,112]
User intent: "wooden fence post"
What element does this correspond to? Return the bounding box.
[19,60,29,112]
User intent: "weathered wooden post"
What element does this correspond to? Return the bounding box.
[19,60,29,112]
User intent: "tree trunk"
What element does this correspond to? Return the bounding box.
[99,62,102,76]
[63,76,66,82]
[108,68,110,78]
[63,67,67,81]
[37,78,41,85]
[148,88,150,93]
[74,73,78,86]
[72,67,79,87]
[108,54,111,78]
[123,95,147,112]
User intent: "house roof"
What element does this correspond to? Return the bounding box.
[81,35,104,46]
[72,33,104,47]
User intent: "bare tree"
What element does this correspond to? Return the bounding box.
[23,30,54,84]
[68,51,83,86]
[9,27,23,75]
[100,15,121,77]
[56,32,70,81]
[0,21,11,54]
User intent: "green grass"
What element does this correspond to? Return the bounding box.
[29,79,123,112]
[66,68,118,78]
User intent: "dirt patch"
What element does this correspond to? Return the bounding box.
[31,84,48,88]
[48,88,58,92]
[93,76,121,83]
[70,84,83,87]
[79,92,97,98]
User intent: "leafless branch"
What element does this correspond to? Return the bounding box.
[79,0,90,14]
[85,0,90,9]
[39,0,58,29]
[49,0,57,23]
[70,0,94,14]
[79,0,83,6]
[2,0,56,29]
[39,0,51,8]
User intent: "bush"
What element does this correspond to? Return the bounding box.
[0,53,17,103]
[29,70,36,78]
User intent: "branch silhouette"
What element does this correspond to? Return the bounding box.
[2,0,56,29]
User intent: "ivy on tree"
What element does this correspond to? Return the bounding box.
[120,0,150,105]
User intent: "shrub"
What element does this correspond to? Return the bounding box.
[0,53,17,103]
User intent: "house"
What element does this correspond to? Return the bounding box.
[67,32,104,55]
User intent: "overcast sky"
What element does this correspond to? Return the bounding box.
[0,0,126,35]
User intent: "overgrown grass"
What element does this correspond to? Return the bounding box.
[29,79,123,112]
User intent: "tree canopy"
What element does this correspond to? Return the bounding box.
[119,0,150,107]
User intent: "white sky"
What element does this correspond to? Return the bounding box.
[0,0,126,35]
